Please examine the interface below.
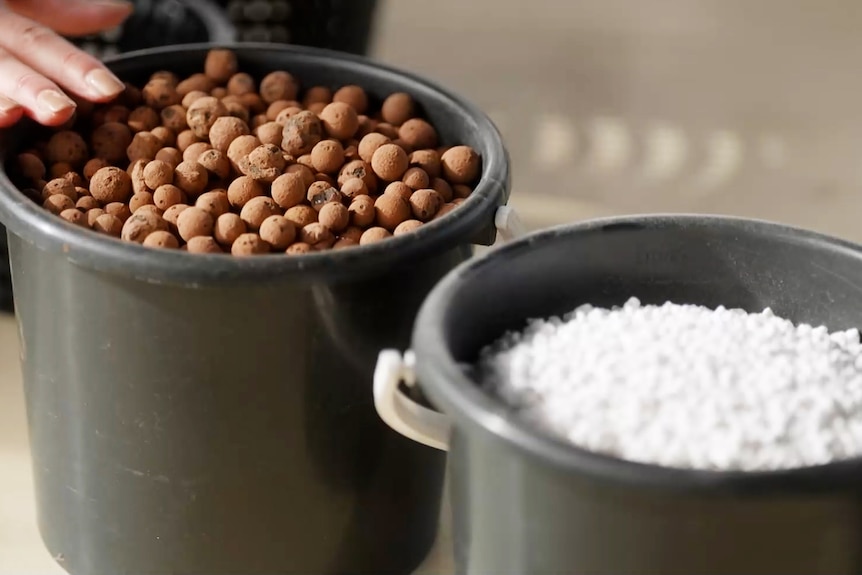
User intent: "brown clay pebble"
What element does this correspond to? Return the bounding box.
[358,133,391,163]
[434,203,459,220]
[211,87,227,99]
[284,242,311,254]
[97,104,130,125]
[128,159,149,194]
[332,238,358,250]
[256,121,283,146]
[374,194,411,231]
[43,195,74,215]
[127,131,162,162]
[340,177,368,200]
[151,126,176,147]
[91,123,132,163]
[49,163,73,180]
[441,146,481,184]
[306,181,342,211]
[121,211,168,243]
[128,106,160,132]
[76,196,100,211]
[93,213,123,236]
[318,202,349,232]
[176,130,200,151]
[285,164,315,188]
[282,111,323,156]
[384,181,413,202]
[90,167,132,203]
[315,173,336,186]
[158,104,186,132]
[409,149,442,178]
[17,153,46,182]
[360,226,392,245]
[150,71,179,87]
[240,196,281,231]
[182,90,208,109]
[62,172,84,188]
[143,160,173,189]
[340,226,364,243]
[214,213,246,246]
[227,176,263,208]
[197,149,231,180]
[210,116,251,153]
[300,223,335,249]
[142,79,180,109]
[162,203,189,233]
[310,140,345,174]
[227,135,261,169]
[240,144,285,183]
[409,188,443,221]
[153,147,182,169]
[205,49,238,83]
[284,205,318,229]
[319,102,359,140]
[333,85,368,114]
[177,207,214,241]
[227,73,255,96]
[381,92,415,126]
[136,204,164,217]
[453,184,472,199]
[153,184,185,210]
[195,190,231,217]
[83,158,109,180]
[297,154,314,170]
[274,106,302,125]
[266,100,292,120]
[43,178,77,200]
[348,195,375,228]
[186,236,223,254]
[186,97,228,139]
[370,143,409,182]
[271,172,306,209]
[338,159,377,192]
[59,208,86,226]
[394,219,424,235]
[402,167,430,190]
[86,208,105,227]
[399,119,438,150]
[143,231,180,249]
[177,74,215,97]
[259,215,296,250]
[182,142,212,164]
[431,177,454,202]
[46,131,88,167]
[304,86,332,106]
[260,71,298,103]
[174,161,208,197]
[375,122,399,139]
[129,191,155,213]
[105,202,132,223]
[231,233,269,256]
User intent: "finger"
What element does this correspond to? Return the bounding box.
[0,48,77,126]
[0,11,125,102]
[0,96,24,129]
[4,0,133,37]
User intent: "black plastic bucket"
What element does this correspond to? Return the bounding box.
[0,44,510,575]
[376,214,862,575]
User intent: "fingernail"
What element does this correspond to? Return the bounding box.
[36,90,77,114]
[90,0,134,9]
[0,97,20,114]
[85,69,125,98]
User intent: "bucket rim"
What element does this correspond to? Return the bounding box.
[0,42,509,286]
[413,213,862,494]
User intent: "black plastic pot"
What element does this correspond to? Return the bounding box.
[0,44,510,575]
[376,214,862,575]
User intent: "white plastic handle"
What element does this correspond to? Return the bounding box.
[494,205,527,242]
[373,349,451,451]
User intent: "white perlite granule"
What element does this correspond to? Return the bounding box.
[477,297,862,471]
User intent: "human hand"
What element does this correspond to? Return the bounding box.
[0,0,133,128]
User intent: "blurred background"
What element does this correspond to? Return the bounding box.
[5,0,862,572]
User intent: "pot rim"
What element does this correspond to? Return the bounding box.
[413,213,862,494]
[0,42,509,286]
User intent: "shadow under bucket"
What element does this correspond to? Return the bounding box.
[377,215,862,575]
[0,44,510,575]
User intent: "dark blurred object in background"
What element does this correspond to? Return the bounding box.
[217,0,378,55]
[70,0,236,59]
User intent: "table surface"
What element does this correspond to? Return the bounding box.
[7,0,862,571]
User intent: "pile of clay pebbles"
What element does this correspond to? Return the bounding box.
[477,298,862,471]
[9,48,481,255]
